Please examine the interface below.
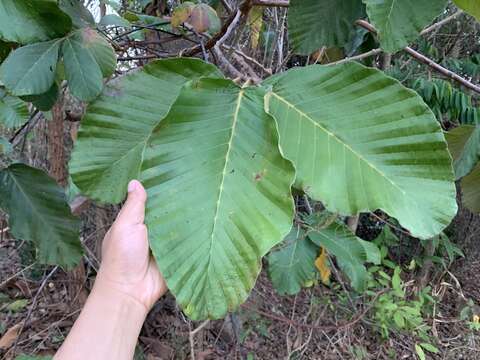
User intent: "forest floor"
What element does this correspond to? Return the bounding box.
[1,206,479,360]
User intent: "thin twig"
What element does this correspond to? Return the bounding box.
[241,288,387,332]
[404,45,480,93]
[110,21,172,41]
[182,0,254,57]
[221,45,272,75]
[253,0,289,6]
[0,263,36,290]
[220,0,233,13]
[11,266,59,354]
[189,320,210,360]
[420,10,464,36]
[117,55,161,61]
[326,48,383,66]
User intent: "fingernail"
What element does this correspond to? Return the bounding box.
[128,180,137,193]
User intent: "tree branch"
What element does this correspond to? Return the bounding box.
[326,48,383,66]
[252,0,289,6]
[420,10,463,36]
[356,19,480,94]
[117,54,161,61]
[181,0,254,57]
[220,0,233,13]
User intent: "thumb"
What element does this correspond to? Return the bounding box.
[116,180,147,225]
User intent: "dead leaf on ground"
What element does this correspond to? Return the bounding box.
[140,336,174,359]
[0,323,22,349]
[197,349,214,360]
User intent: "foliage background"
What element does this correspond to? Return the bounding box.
[0,0,479,359]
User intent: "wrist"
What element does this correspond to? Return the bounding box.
[92,273,150,317]
[56,277,147,360]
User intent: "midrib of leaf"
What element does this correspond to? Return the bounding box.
[287,227,302,270]
[385,0,397,29]
[83,140,146,196]
[206,89,245,278]
[13,39,61,92]
[268,91,406,196]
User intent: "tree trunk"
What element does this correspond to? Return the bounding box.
[47,99,67,186]
[48,95,88,309]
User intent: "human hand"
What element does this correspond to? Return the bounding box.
[95,180,167,312]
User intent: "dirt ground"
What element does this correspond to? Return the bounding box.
[1,205,479,360]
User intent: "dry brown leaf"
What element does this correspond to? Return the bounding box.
[0,323,21,349]
[315,247,331,285]
[140,336,174,359]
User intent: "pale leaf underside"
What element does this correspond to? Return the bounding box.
[265,63,457,239]
[141,79,295,319]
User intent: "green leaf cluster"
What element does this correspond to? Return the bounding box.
[268,220,381,295]
[288,0,452,54]
[0,0,115,106]
[69,57,457,319]
[413,78,479,125]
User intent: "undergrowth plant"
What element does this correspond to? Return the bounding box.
[0,0,479,323]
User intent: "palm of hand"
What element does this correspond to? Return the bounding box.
[96,181,167,311]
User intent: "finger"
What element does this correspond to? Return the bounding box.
[116,180,147,225]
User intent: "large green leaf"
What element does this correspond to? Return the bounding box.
[62,33,104,101]
[0,164,83,268]
[308,222,380,291]
[268,227,318,295]
[0,92,29,129]
[363,0,448,52]
[288,0,365,55]
[141,79,295,319]
[0,40,62,96]
[454,0,480,21]
[69,58,222,203]
[264,62,457,239]
[445,125,480,179]
[0,0,72,44]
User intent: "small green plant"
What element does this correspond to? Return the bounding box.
[371,267,434,339]
[460,299,480,331]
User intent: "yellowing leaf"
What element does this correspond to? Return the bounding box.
[189,4,220,34]
[315,247,331,285]
[171,2,195,28]
[474,314,480,324]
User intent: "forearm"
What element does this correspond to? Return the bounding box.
[55,282,147,360]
